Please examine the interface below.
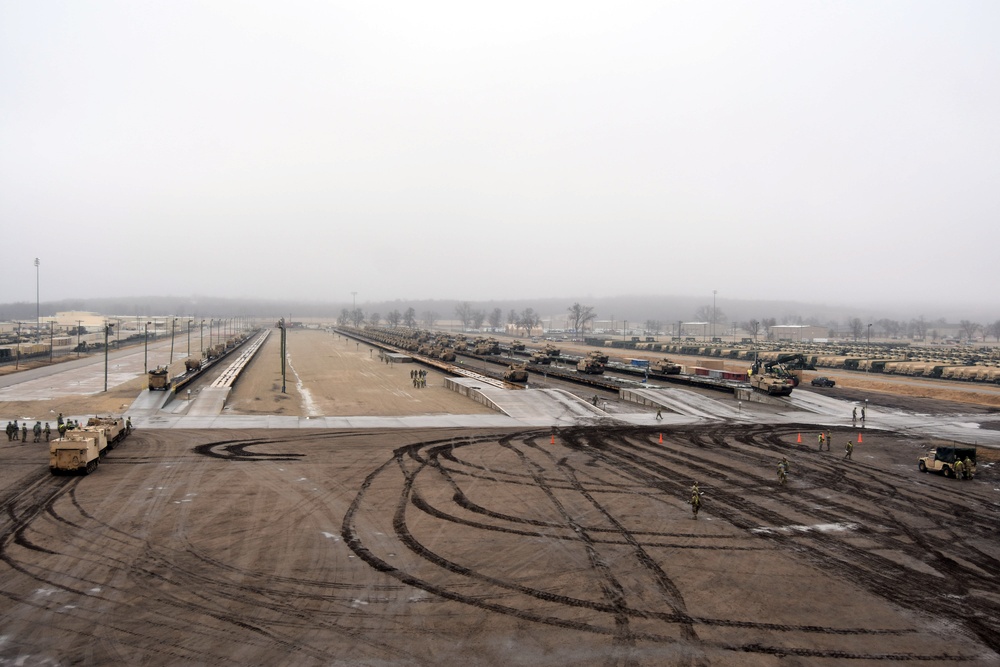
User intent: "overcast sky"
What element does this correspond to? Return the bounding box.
[2,1,998,313]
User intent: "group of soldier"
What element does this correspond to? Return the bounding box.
[953,456,976,480]
[6,420,53,442]
[4,413,132,444]
[816,432,855,459]
[410,369,428,388]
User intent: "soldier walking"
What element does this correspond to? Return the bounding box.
[852,407,857,426]
[44,423,51,442]
[33,421,41,443]
[655,408,663,420]
[844,440,854,460]
[690,482,702,520]
[5,422,12,441]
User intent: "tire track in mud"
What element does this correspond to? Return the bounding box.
[1,432,428,665]
[344,426,985,661]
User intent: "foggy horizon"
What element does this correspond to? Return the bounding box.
[2,2,998,312]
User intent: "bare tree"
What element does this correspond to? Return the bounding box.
[742,319,761,341]
[368,312,381,327]
[986,319,1000,342]
[421,310,439,329]
[385,310,401,328]
[567,303,597,332]
[487,308,503,331]
[694,305,727,326]
[471,309,486,330]
[350,308,365,327]
[848,317,864,341]
[959,320,981,342]
[518,308,540,337]
[910,315,928,340]
[337,308,350,327]
[403,307,416,329]
[644,319,661,334]
[454,302,473,330]
[507,309,518,329]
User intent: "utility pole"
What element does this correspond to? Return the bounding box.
[279,318,287,393]
[76,320,83,357]
[169,318,177,364]
[104,322,114,392]
[34,258,40,343]
[144,322,150,373]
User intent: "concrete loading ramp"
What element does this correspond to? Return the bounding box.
[446,377,605,425]
[129,331,271,418]
[621,387,747,420]
[126,388,174,416]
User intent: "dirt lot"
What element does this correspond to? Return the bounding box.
[1,330,999,665]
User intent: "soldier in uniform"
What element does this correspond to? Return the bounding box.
[21,423,28,442]
[954,458,965,480]
[690,482,702,520]
[5,422,12,441]
[43,423,51,442]
[58,421,67,439]
[852,406,857,425]
[32,421,41,442]
[963,455,974,480]
[844,440,854,460]
[777,457,789,485]
[125,417,132,435]
[817,433,825,451]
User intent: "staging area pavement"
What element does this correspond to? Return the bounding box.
[2,332,1000,665]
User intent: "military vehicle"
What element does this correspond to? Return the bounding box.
[50,430,108,475]
[749,370,794,396]
[577,357,605,374]
[503,364,529,383]
[148,366,171,391]
[542,344,561,357]
[510,340,526,351]
[184,357,202,372]
[530,351,551,365]
[85,416,126,447]
[650,358,681,374]
[919,446,976,478]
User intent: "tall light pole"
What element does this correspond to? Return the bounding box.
[15,322,20,370]
[76,320,83,357]
[712,289,717,341]
[34,258,40,343]
[200,319,204,354]
[187,319,192,356]
[144,321,150,373]
[169,317,177,364]
[351,292,358,326]
[104,322,114,392]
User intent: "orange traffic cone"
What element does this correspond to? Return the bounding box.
[550,434,555,445]
[858,432,863,443]
[796,433,802,444]
[659,433,663,444]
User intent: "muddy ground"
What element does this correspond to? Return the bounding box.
[0,330,999,665]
